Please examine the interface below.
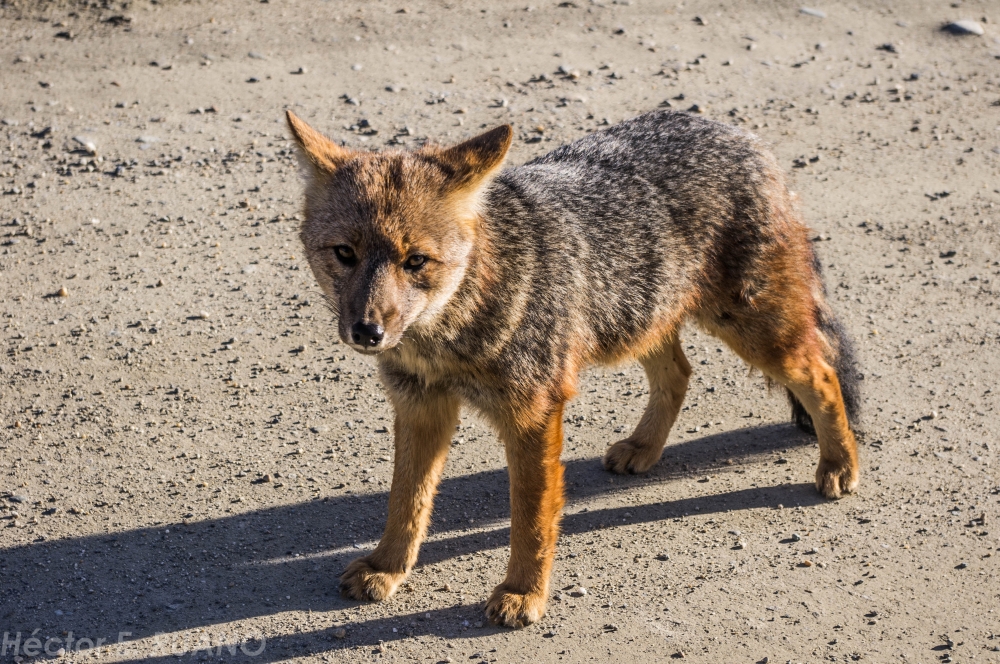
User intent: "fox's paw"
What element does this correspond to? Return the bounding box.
[339,556,405,602]
[815,457,859,500]
[485,584,547,628]
[603,437,663,475]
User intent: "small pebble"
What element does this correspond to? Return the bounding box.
[800,7,826,18]
[73,136,97,154]
[332,627,346,639]
[943,20,984,36]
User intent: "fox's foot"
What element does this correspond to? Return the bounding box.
[339,556,406,601]
[485,583,547,628]
[603,436,664,475]
[815,457,859,499]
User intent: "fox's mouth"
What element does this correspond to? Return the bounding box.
[347,344,385,356]
[344,336,400,355]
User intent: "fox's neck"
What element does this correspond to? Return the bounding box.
[437,213,499,335]
[382,214,500,377]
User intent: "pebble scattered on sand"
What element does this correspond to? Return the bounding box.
[72,136,97,154]
[943,20,984,36]
[800,7,827,19]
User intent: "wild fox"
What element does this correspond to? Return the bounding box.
[287,109,861,628]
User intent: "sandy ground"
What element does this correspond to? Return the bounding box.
[1,0,999,662]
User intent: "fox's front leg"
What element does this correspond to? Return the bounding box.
[340,387,460,601]
[486,402,566,628]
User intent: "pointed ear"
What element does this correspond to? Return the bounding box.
[285,110,354,174]
[437,124,513,189]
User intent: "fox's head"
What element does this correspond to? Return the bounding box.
[287,111,512,354]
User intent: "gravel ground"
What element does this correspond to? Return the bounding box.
[1,1,999,662]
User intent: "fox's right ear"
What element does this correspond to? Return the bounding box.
[437,124,513,191]
[285,110,354,175]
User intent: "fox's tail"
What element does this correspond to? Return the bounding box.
[788,262,861,435]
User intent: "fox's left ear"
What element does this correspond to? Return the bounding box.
[286,110,354,176]
[437,124,513,190]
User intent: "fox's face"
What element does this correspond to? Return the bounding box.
[287,112,511,354]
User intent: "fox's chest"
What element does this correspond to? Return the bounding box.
[384,343,463,385]
[379,342,519,415]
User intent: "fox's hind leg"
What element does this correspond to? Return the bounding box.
[603,335,691,474]
[705,308,859,499]
[758,342,857,498]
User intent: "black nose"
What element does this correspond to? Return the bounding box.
[351,322,384,347]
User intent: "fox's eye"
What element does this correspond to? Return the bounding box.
[404,254,427,271]
[333,245,356,265]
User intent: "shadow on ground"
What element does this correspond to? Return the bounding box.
[1,423,821,661]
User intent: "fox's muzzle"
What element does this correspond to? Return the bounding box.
[351,321,384,348]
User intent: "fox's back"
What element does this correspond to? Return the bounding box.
[481,110,799,365]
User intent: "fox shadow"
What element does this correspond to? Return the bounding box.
[1,423,822,661]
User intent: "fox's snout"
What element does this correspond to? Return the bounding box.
[350,321,384,348]
[338,268,403,352]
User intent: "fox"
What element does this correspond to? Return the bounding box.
[286,108,861,628]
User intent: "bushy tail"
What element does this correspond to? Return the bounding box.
[788,306,862,436]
